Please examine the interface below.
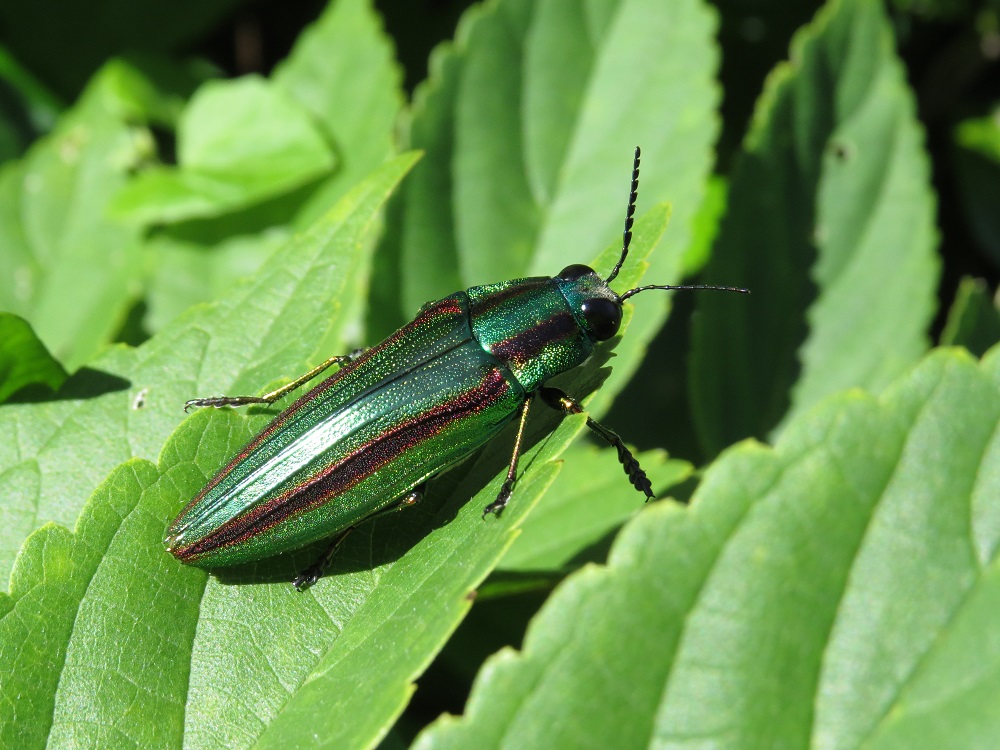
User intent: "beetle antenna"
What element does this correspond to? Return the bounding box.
[618,283,750,302]
[605,146,641,285]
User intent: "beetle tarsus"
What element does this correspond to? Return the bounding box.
[604,434,653,500]
[184,395,270,412]
[582,414,654,500]
[292,567,322,592]
[293,525,356,591]
[483,482,513,518]
[184,352,364,413]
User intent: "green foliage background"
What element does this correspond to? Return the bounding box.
[1,0,999,747]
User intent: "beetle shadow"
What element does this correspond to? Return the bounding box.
[212,341,621,588]
[5,367,131,404]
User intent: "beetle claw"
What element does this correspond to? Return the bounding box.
[482,482,512,519]
[292,570,320,592]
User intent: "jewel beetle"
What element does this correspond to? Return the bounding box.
[164,147,748,590]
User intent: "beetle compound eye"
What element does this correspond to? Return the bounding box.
[581,298,622,341]
[558,264,595,281]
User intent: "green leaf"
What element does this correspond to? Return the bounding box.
[273,0,404,228]
[940,276,1000,357]
[0,153,419,591]
[453,0,716,285]
[90,55,201,129]
[374,0,720,416]
[0,61,150,370]
[0,459,168,748]
[0,313,67,402]
[691,0,939,455]
[498,444,690,573]
[954,109,1000,160]
[110,76,336,224]
[586,203,674,418]
[415,345,1000,749]
[143,230,292,333]
[0,188,665,748]
[683,173,727,275]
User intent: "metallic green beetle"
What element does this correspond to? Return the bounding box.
[164,147,747,589]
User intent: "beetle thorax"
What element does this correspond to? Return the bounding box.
[466,276,599,392]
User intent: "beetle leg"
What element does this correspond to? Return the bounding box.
[292,525,355,592]
[539,386,653,500]
[482,396,533,518]
[292,482,426,591]
[184,349,366,412]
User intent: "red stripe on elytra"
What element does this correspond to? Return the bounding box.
[175,367,512,559]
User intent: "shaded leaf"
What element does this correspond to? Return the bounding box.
[952,108,1000,269]
[0,313,67,402]
[691,0,938,455]
[891,0,973,21]
[940,276,1000,356]
[0,45,62,161]
[137,0,403,336]
[143,230,291,333]
[682,173,727,276]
